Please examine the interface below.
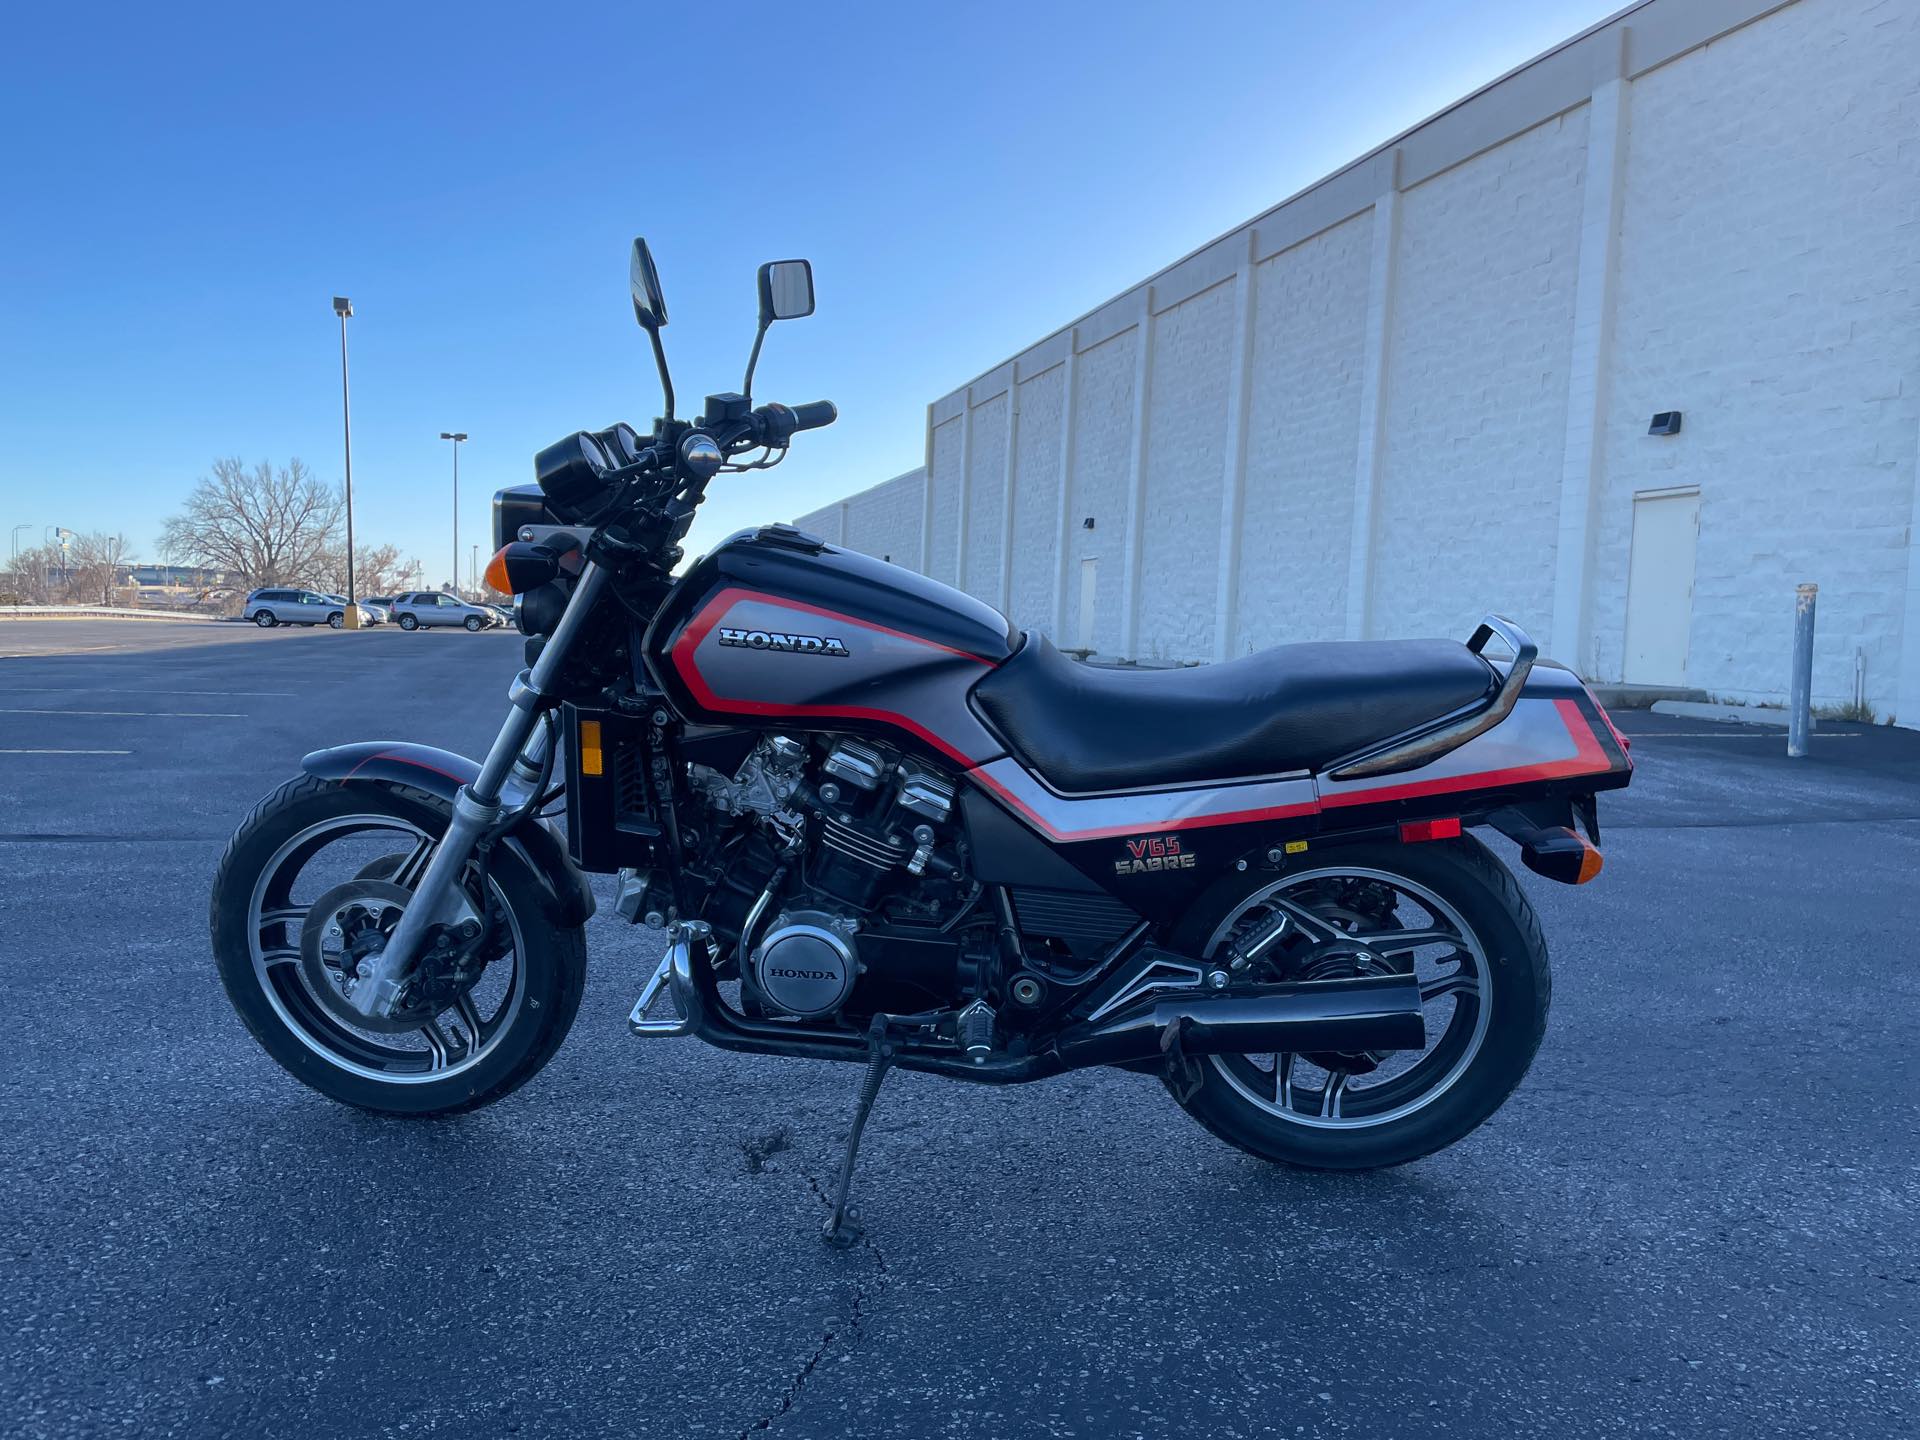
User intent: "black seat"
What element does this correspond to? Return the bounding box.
[972,635,1496,793]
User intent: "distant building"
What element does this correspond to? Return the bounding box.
[799,0,1920,727]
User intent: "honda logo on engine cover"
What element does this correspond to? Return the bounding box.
[717,626,850,657]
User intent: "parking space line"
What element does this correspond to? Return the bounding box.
[0,706,245,719]
[1,695,297,706]
[0,748,134,755]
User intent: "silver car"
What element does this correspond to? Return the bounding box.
[391,591,498,631]
[245,588,357,628]
[321,593,385,625]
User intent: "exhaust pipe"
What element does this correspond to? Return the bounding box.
[1056,972,1427,1070]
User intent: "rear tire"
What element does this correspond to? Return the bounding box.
[1166,837,1549,1171]
[398,614,418,631]
[210,774,586,1116]
[253,610,276,628]
[463,615,483,632]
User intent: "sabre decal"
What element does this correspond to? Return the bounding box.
[717,627,850,657]
[1114,835,1196,876]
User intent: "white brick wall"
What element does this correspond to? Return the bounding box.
[1591,0,1919,714]
[1235,212,1375,652]
[1009,366,1067,636]
[1374,109,1588,645]
[811,0,1920,723]
[796,468,927,568]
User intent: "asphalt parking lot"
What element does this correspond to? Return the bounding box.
[3,619,1916,1439]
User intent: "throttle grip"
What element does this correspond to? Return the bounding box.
[789,400,837,432]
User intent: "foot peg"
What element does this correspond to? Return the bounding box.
[628,921,709,1038]
[822,1018,893,1249]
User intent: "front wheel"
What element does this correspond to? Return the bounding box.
[327,611,345,629]
[210,774,586,1115]
[1166,837,1549,1171]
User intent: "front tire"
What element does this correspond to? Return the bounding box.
[1166,837,1549,1171]
[210,774,586,1115]
[328,611,345,629]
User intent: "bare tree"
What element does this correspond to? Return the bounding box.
[314,541,413,599]
[1,542,60,603]
[65,531,137,606]
[160,458,344,590]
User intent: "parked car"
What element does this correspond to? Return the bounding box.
[321,593,386,625]
[488,603,515,628]
[244,588,369,629]
[389,591,499,631]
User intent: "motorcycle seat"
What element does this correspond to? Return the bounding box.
[972,634,1497,793]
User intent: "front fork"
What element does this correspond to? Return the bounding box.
[345,564,611,1021]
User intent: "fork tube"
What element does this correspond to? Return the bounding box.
[346,563,611,1020]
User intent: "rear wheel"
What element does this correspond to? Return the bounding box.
[463,615,484,632]
[398,613,418,631]
[253,610,276,628]
[210,775,585,1115]
[1166,837,1549,1171]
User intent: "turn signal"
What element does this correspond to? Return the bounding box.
[484,546,514,596]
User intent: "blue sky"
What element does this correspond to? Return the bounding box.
[0,0,1623,586]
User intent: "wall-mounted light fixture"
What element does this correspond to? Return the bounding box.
[1649,410,1683,436]
[1082,516,1096,530]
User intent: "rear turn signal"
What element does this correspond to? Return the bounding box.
[1399,817,1462,843]
[1518,827,1604,885]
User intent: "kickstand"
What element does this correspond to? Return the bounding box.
[1161,1016,1204,1104]
[822,1018,894,1249]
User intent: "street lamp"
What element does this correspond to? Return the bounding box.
[439,431,467,595]
[333,296,360,628]
[9,524,28,565]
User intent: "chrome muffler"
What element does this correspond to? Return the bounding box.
[1056,971,1427,1070]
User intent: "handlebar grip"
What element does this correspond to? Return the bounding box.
[789,400,837,432]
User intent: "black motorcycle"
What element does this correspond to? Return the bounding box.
[212,240,1633,1243]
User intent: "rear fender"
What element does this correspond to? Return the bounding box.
[300,741,596,926]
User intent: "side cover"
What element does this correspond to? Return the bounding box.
[647,527,1018,770]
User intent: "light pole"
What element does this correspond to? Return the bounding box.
[333,297,360,628]
[439,431,467,595]
[470,544,479,597]
[9,524,28,565]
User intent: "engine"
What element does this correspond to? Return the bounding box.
[679,733,988,1023]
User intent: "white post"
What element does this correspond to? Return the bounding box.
[1897,425,1920,728]
[1788,583,1818,757]
[1346,155,1401,641]
[1212,237,1259,662]
[1118,290,1156,658]
[1551,40,1631,672]
[999,377,1021,612]
[1051,342,1080,642]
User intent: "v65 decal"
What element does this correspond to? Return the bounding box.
[1114,835,1196,876]
[717,627,850,657]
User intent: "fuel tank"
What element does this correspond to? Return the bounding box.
[646,525,1018,769]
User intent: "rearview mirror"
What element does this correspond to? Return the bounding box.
[630,238,667,330]
[757,260,815,323]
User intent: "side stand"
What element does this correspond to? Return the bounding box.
[822,1018,894,1249]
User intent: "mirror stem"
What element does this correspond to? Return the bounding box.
[741,321,769,403]
[647,327,676,420]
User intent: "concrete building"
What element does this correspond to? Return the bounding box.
[798,0,1920,725]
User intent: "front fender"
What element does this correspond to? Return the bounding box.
[301,741,596,927]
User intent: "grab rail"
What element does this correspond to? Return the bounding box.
[1326,613,1538,781]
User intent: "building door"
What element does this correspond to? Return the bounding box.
[1077,558,1098,652]
[1623,489,1698,685]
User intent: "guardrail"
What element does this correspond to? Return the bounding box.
[0,605,223,622]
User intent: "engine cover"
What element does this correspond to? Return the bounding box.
[751,911,858,1016]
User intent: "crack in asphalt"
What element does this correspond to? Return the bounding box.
[735,1134,890,1439]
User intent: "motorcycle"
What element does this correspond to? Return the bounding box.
[211,240,1633,1244]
